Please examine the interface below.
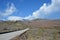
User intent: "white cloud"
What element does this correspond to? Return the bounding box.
[1,3,17,16]
[24,15,34,20]
[24,0,60,20]
[7,16,23,21]
[1,0,60,21]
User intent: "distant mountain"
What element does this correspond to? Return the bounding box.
[22,19,60,27]
[0,20,5,22]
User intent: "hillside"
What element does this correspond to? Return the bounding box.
[0,19,60,40]
[23,19,60,27]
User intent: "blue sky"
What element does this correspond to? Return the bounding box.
[0,0,60,21]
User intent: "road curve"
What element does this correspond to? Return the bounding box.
[0,28,29,40]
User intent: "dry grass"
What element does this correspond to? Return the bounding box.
[11,27,60,40]
[0,20,60,40]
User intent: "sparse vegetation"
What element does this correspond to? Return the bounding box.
[0,20,60,40]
